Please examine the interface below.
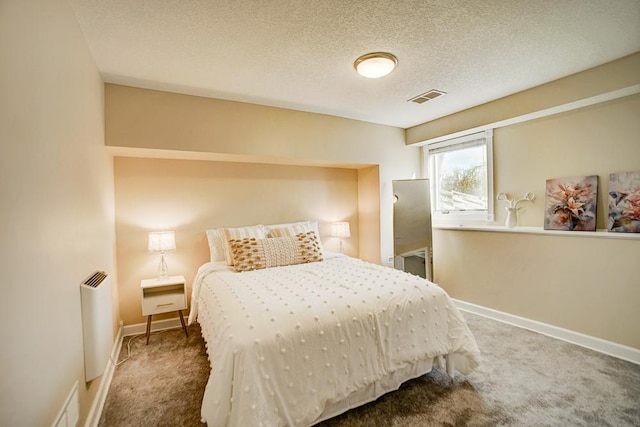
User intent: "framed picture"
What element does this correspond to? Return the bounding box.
[608,171,640,233]
[544,175,598,231]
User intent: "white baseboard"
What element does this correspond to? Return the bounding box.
[454,299,640,366]
[122,317,184,337]
[84,324,124,427]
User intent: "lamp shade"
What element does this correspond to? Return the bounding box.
[148,231,176,252]
[331,222,351,238]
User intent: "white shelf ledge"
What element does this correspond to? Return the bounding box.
[433,224,640,240]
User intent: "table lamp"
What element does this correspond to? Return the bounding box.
[148,231,176,278]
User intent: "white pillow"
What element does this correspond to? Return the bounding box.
[218,224,267,265]
[267,220,324,254]
[205,229,226,262]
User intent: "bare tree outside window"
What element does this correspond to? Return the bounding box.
[441,166,482,196]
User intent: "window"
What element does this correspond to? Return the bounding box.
[423,130,494,225]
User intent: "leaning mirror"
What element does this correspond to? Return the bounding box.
[392,179,433,280]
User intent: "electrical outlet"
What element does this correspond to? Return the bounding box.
[387,256,394,263]
[118,320,124,328]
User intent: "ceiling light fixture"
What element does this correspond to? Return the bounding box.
[354,52,398,78]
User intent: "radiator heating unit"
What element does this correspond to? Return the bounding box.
[80,271,113,382]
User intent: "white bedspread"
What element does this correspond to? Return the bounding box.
[189,254,480,426]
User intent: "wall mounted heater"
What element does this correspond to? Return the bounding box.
[80,271,113,382]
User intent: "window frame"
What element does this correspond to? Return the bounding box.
[423,129,494,226]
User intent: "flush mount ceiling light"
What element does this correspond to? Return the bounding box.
[354,52,398,78]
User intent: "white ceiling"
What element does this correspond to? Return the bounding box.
[69,0,640,129]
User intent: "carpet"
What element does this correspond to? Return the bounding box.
[98,326,209,427]
[99,313,640,426]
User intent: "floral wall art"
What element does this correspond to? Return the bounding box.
[544,175,598,231]
[608,171,640,233]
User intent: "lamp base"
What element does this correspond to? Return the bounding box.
[158,252,169,278]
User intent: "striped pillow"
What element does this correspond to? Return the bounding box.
[229,231,323,272]
[267,220,324,254]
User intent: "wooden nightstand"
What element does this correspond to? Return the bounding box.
[141,275,188,344]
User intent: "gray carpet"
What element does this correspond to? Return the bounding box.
[99,313,640,426]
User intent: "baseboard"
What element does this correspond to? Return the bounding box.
[454,299,640,365]
[84,323,124,427]
[122,316,184,337]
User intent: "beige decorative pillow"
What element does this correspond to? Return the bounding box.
[218,225,266,265]
[230,231,323,272]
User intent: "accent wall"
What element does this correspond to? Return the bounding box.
[114,157,359,325]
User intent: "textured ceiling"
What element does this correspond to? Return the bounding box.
[69,0,640,129]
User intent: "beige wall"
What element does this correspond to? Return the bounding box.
[417,72,640,348]
[493,94,640,228]
[434,230,639,348]
[114,157,359,325]
[357,166,381,262]
[0,0,116,425]
[105,84,421,265]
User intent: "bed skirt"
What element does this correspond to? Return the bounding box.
[311,357,436,425]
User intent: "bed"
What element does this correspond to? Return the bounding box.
[188,222,480,426]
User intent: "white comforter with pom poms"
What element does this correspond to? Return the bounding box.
[189,253,480,426]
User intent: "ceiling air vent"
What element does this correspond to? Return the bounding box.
[408,89,447,104]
